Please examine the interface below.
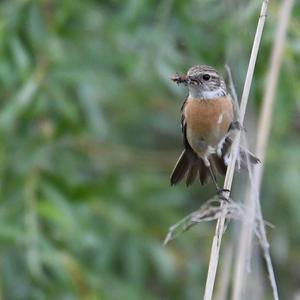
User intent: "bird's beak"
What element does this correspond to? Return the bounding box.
[171,74,189,85]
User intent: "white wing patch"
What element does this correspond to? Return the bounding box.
[217,113,223,124]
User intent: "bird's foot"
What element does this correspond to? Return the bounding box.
[217,188,231,202]
[230,121,245,131]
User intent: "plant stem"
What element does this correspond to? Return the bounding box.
[232,0,294,299]
[203,1,269,299]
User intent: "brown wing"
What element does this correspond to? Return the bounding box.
[180,97,193,151]
[180,97,187,133]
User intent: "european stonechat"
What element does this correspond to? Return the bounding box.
[170,65,259,190]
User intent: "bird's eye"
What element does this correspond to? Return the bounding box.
[203,74,210,81]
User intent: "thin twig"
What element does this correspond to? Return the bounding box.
[203,1,269,299]
[232,0,294,299]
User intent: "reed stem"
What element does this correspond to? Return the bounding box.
[203,1,269,299]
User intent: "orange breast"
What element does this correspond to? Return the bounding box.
[184,96,234,148]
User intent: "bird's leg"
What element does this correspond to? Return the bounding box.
[208,166,230,201]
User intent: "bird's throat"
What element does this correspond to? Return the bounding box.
[188,87,226,100]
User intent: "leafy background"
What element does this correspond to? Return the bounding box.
[0,0,299,299]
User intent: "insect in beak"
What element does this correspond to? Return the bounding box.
[171,73,188,85]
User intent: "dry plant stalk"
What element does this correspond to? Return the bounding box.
[164,197,245,246]
[232,0,294,299]
[215,244,233,300]
[213,66,239,300]
[203,1,269,300]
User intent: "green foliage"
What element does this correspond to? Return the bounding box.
[0,0,299,299]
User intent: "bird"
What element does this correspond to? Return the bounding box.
[170,65,259,191]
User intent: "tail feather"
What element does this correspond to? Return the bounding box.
[170,150,210,186]
[186,164,198,186]
[170,137,260,187]
[199,159,209,185]
[211,154,227,176]
[170,150,191,185]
